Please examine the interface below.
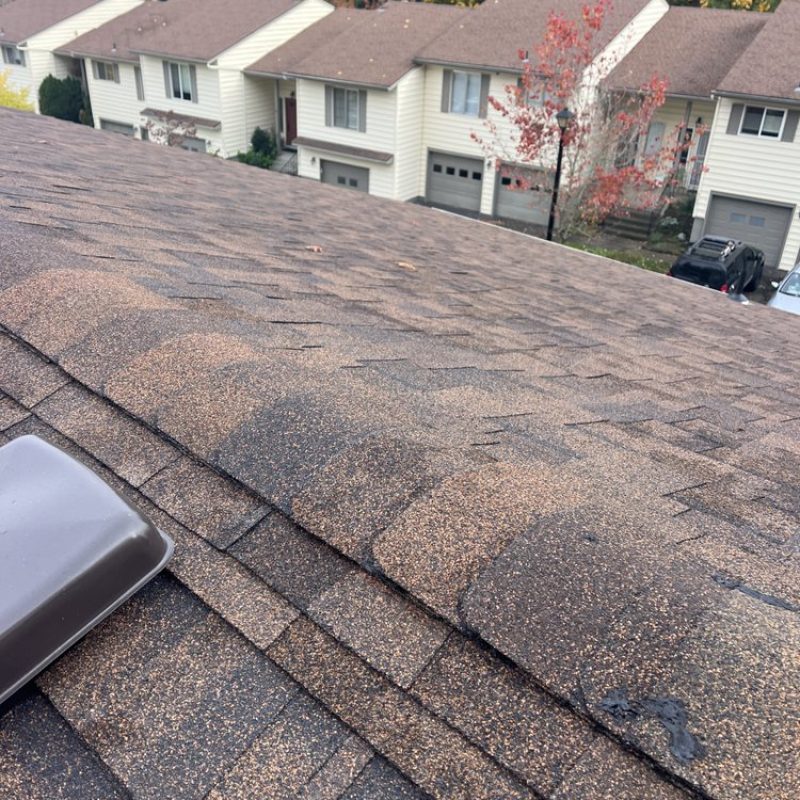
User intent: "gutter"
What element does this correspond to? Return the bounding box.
[413,57,521,75]
[712,89,800,108]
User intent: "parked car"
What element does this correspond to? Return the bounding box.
[767,263,800,316]
[667,236,764,294]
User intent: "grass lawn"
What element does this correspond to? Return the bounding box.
[567,241,672,274]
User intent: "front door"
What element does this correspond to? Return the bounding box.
[284,98,297,147]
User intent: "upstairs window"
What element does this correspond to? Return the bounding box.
[164,61,197,103]
[441,69,490,118]
[740,106,785,138]
[324,86,366,132]
[1,45,25,67]
[92,60,119,83]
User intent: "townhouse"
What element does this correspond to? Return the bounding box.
[57,0,333,153]
[0,0,144,113]
[247,0,669,224]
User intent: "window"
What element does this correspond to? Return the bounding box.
[134,66,144,102]
[1,45,25,67]
[450,70,481,116]
[92,60,119,83]
[517,78,553,109]
[165,61,196,102]
[740,106,785,138]
[333,88,359,129]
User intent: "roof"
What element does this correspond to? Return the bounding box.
[717,0,800,102]
[0,0,100,44]
[57,0,310,64]
[1,108,800,800]
[605,7,767,99]
[415,0,655,73]
[246,2,463,88]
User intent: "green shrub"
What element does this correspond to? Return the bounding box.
[236,149,274,169]
[250,126,276,159]
[38,75,84,123]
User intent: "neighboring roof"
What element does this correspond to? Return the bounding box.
[416,0,654,73]
[58,0,310,64]
[718,0,800,102]
[0,0,100,44]
[606,7,767,99]
[293,135,393,162]
[141,106,221,129]
[2,108,800,800]
[247,2,463,88]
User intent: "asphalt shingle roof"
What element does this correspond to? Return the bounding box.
[0,0,100,44]
[606,7,767,99]
[1,109,799,800]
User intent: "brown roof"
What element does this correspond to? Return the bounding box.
[0,0,100,44]
[718,0,800,102]
[247,2,464,88]
[2,108,800,800]
[58,0,310,64]
[141,107,221,129]
[606,7,767,99]
[416,0,654,72]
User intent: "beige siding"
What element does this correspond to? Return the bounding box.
[215,0,333,70]
[394,67,425,201]
[694,97,800,271]
[139,55,225,155]
[297,145,395,199]
[244,75,277,144]
[86,60,144,134]
[218,68,246,155]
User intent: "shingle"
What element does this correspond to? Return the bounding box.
[0,691,128,800]
[229,510,356,611]
[308,572,450,689]
[34,382,179,486]
[139,455,268,548]
[0,393,29,431]
[0,0,100,43]
[39,577,298,800]
[339,757,429,800]
[0,334,68,407]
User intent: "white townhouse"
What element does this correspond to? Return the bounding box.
[245,0,669,226]
[57,0,333,154]
[606,7,766,195]
[0,0,143,112]
[690,0,800,271]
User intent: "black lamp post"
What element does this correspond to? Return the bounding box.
[546,107,575,242]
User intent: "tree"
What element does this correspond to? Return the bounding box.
[0,69,33,111]
[143,110,199,149]
[38,75,84,122]
[475,0,699,241]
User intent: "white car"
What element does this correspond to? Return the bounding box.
[768,264,800,316]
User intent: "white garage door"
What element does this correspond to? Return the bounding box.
[427,152,484,212]
[706,195,792,267]
[99,119,135,136]
[494,167,551,225]
[320,160,369,193]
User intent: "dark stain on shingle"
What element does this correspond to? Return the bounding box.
[712,572,800,613]
[600,689,706,765]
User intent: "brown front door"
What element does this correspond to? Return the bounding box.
[285,98,297,146]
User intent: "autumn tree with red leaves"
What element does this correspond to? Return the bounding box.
[477,0,696,241]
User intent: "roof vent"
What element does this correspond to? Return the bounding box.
[0,435,174,705]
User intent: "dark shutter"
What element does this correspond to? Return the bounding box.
[782,110,799,142]
[325,85,333,126]
[358,89,367,132]
[163,61,170,98]
[479,73,490,118]
[726,103,744,135]
[441,69,453,113]
[189,65,198,103]
[91,60,99,80]
[114,64,120,84]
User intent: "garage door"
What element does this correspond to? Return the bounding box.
[427,152,483,212]
[706,195,792,267]
[494,167,551,225]
[321,160,369,193]
[99,119,135,136]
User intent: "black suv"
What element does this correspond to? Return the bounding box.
[668,236,765,294]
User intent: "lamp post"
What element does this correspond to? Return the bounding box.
[546,107,574,242]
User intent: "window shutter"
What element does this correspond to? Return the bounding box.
[163,61,170,98]
[114,64,120,84]
[189,65,198,103]
[479,73,490,118]
[91,60,99,80]
[782,110,799,142]
[726,103,744,135]
[358,90,367,132]
[441,69,453,113]
[325,85,333,126]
